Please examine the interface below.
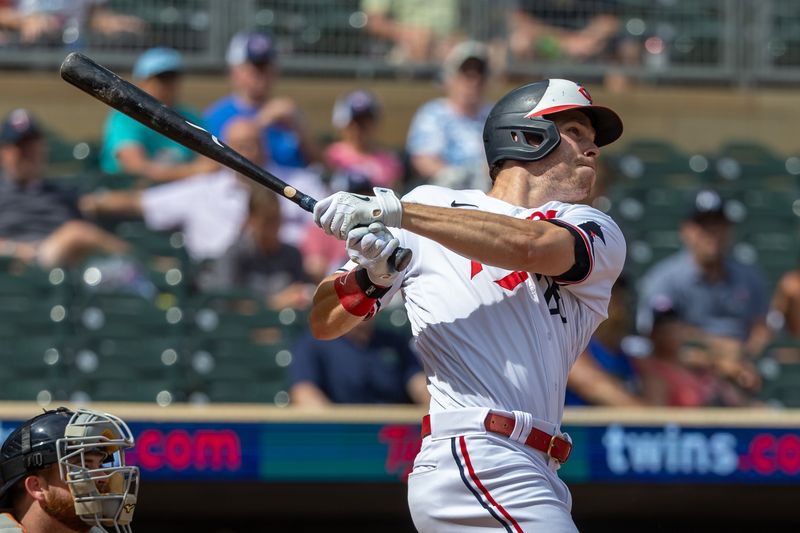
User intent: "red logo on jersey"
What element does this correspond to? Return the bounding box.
[578,84,592,103]
[470,210,557,291]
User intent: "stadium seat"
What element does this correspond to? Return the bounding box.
[79,379,183,404]
[74,292,183,338]
[758,339,800,407]
[0,379,60,402]
[204,379,286,404]
[714,141,792,188]
[611,139,702,188]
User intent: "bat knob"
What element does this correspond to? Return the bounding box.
[390,247,412,272]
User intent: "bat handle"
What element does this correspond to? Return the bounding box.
[389,246,412,272]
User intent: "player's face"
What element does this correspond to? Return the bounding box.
[36,465,91,532]
[225,120,265,165]
[232,61,276,101]
[681,217,732,265]
[523,110,599,202]
[0,136,47,183]
[447,62,487,109]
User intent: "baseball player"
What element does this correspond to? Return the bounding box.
[310,79,625,531]
[0,407,138,533]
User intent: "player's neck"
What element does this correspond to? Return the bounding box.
[20,510,86,533]
[487,170,550,208]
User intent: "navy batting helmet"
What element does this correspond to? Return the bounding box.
[0,407,73,508]
[483,79,623,168]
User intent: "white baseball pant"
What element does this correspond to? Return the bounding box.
[407,408,579,532]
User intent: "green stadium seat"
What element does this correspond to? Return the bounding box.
[0,379,58,402]
[612,139,702,188]
[80,379,183,404]
[758,339,800,407]
[0,337,64,377]
[75,292,183,338]
[204,379,286,404]
[715,141,792,189]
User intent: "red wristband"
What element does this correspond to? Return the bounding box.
[334,270,378,317]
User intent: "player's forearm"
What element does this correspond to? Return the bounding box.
[401,202,575,275]
[308,275,365,340]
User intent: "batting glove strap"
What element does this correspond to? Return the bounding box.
[373,187,402,229]
[334,269,390,317]
[355,267,391,298]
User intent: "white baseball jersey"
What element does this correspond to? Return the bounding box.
[358,185,626,427]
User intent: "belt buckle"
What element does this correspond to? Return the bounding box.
[546,434,559,464]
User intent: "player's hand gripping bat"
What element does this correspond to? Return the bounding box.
[59,52,412,272]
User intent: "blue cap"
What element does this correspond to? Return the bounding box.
[0,108,42,145]
[332,90,381,129]
[132,47,184,80]
[226,31,276,66]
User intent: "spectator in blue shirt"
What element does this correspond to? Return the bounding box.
[405,40,493,190]
[204,31,321,169]
[637,189,768,391]
[289,321,430,406]
[100,47,216,183]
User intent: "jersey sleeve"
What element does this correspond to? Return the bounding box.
[544,205,626,317]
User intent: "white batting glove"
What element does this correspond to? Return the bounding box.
[346,222,402,286]
[313,187,402,240]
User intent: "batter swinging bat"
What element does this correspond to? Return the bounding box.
[59,52,412,272]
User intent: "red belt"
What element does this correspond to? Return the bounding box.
[421,413,572,464]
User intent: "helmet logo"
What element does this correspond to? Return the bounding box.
[578,84,592,103]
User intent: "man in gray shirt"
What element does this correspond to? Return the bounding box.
[637,189,769,390]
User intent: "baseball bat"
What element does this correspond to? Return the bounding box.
[59,52,412,272]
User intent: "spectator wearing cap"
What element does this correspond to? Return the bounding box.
[100,47,215,183]
[405,40,493,190]
[326,90,403,190]
[636,189,770,391]
[0,109,129,267]
[204,30,320,169]
[299,89,404,281]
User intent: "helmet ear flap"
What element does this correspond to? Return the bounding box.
[484,116,561,168]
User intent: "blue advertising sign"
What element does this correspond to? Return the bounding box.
[1,417,797,484]
[585,424,800,484]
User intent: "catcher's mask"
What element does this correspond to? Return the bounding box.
[0,407,139,533]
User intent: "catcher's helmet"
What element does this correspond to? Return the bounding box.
[0,407,72,508]
[483,79,623,168]
[0,407,139,533]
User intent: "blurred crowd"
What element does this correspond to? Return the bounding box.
[1,23,798,409]
[0,0,649,89]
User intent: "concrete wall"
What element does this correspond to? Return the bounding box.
[2,72,799,155]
